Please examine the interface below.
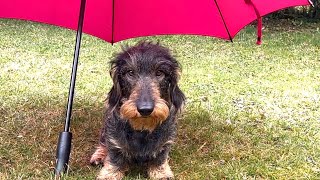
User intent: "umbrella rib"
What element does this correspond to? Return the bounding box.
[111,0,115,44]
[212,0,233,42]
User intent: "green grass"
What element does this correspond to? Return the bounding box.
[0,18,320,179]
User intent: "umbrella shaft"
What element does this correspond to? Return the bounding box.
[64,0,87,132]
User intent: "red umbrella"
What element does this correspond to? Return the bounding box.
[0,0,312,44]
[0,0,313,177]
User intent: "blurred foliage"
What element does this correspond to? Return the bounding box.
[270,0,320,19]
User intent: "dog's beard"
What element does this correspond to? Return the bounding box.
[120,98,169,132]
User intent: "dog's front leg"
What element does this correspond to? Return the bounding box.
[97,156,127,180]
[148,158,174,180]
[90,143,108,165]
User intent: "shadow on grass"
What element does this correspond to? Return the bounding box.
[1,97,312,179]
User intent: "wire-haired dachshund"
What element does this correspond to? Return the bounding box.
[90,41,185,180]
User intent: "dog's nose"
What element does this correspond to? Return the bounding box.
[137,102,154,116]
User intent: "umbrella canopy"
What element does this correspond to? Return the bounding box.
[0,0,312,44]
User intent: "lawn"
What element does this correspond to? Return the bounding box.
[0,18,319,179]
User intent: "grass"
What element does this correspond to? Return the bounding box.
[0,18,320,179]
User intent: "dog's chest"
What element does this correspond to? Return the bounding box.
[108,113,176,163]
[112,115,175,153]
[125,129,162,153]
[122,129,170,164]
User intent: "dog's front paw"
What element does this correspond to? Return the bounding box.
[97,162,124,180]
[90,144,107,166]
[148,160,174,180]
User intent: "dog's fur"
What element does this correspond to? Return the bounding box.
[90,41,185,180]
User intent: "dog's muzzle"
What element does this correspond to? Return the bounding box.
[137,101,154,116]
[136,86,155,116]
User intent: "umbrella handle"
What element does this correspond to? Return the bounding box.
[245,0,262,45]
[256,17,262,45]
[54,0,87,177]
[55,132,72,176]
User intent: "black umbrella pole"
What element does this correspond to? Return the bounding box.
[54,0,86,177]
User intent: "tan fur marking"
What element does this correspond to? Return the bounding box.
[148,159,174,179]
[120,82,169,132]
[120,99,139,120]
[90,144,108,165]
[176,69,181,80]
[109,138,122,149]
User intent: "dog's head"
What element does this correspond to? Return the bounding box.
[107,41,185,131]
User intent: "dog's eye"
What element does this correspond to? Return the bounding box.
[126,70,134,77]
[156,70,164,77]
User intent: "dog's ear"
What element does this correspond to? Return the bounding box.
[107,66,122,110]
[169,69,185,111]
[170,85,185,112]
